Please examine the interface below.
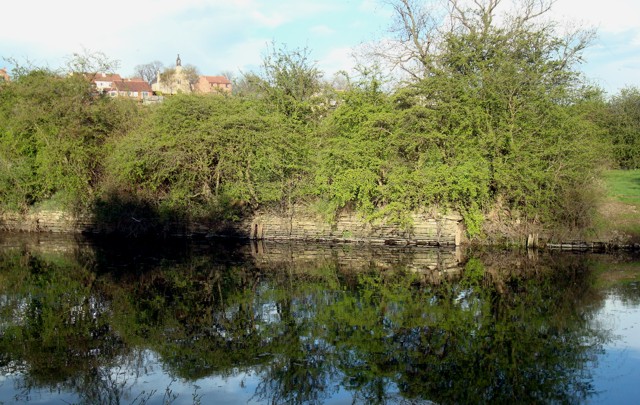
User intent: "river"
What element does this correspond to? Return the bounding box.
[0,233,638,404]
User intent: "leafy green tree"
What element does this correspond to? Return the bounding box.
[604,87,640,169]
[0,68,140,211]
[241,43,324,123]
[312,70,395,220]
[105,95,309,220]
[342,0,604,234]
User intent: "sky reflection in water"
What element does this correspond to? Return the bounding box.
[591,294,640,404]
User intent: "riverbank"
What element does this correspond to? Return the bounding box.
[1,170,638,250]
[1,203,639,251]
[0,207,464,246]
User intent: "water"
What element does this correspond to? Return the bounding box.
[0,233,639,404]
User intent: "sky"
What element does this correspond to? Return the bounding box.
[1,0,638,95]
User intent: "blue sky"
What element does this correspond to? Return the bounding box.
[1,0,638,95]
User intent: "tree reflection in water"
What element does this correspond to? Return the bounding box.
[0,236,617,404]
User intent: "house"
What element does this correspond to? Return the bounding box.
[195,75,232,94]
[107,78,153,101]
[0,67,10,82]
[91,73,122,93]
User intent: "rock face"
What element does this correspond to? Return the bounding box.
[243,211,464,246]
[0,208,465,246]
[0,211,93,233]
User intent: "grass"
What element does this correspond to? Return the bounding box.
[592,169,640,242]
[602,169,640,206]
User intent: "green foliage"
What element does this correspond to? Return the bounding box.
[603,87,640,169]
[0,69,140,211]
[240,43,325,123]
[311,79,396,222]
[105,94,309,219]
[0,240,610,404]
[304,4,604,236]
[461,258,485,288]
[389,15,602,230]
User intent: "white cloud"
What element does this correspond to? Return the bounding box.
[221,37,272,73]
[551,0,640,33]
[318,46,356,76]
[310,25,335,36]
[359,0,384,14]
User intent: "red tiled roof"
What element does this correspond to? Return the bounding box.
[200,75,231,85]
[112,80,152,92]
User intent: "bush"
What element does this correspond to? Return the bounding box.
[104,94,309,220]
[0,69,140,212]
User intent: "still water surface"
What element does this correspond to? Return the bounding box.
[0,233,639,404]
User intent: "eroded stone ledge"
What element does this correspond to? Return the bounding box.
[0,208,465,246]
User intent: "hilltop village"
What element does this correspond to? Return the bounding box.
[90,55,231,103]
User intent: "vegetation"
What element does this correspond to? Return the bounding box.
[104,94,309,221]
[0,67,141,212]
[601,88,640,169]
[1,0,639,240]
[133,60,164,84]
[159,63,200,93]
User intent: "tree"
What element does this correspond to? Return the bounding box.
[363,0,593,84]
[181,64,200,91]
[232,72,264,97]
[0,67,141,212]
[341,0,603,233]
[241,42,324,121]
[133,61,164,85]
[64,48,120,76]
[603,87,640,169]
[361,0,444,81]
[106,95,309,217]
[219,70,236,83]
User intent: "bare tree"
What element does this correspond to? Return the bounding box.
[360,0,446,81]
[361,0,591,84]
[219,70,237,82]
[133,61,164,85]
[64,47,120,77]
[448,0,554,33]
[446,0,593,73]
[182,64,201,91]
